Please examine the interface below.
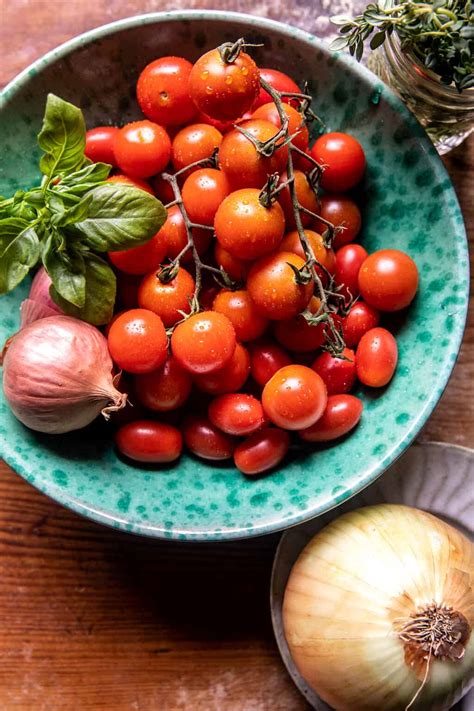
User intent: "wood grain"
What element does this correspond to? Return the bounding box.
[0,2,472,709]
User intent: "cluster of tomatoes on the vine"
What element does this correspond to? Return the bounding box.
[84,41,419,475]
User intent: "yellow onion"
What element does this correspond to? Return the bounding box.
[283,504,473,711]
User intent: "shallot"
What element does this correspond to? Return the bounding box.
[20,268,63,327]
[2,315,126,434]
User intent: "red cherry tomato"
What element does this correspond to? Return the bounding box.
[195,110,234,134]
[194,343,250,395]
[137,56,197,126]
[358,249,419,312]
[171,311,236,374]
[108,230,167,275]
[212,289,268,342]
[252,102,309,152]
[278,170,319,229]
[312,348,356,395]
[85,126,118,165]
[113,121,171,178]
[299,394,363,442]
[214,243,251,282]
[335,243,369,302]
[248,341,292,386]
[356,327,398,387]
[280,230,336,282]
[107,309,168,374]
[253,68,301,109]
[134,356,192,411]
[343,302,380,347]
[314,194,362,250]
[183,415,237,460]
[159,205,212,263]
[218,119,287,190]
[138,266,195,327]
[171,123,223,173]
[234,427,290,475]
[189,48,260,121]
[116,274,141,309]
[311,132,366,192]
[273,296,325,353]
[247,251,313,320]
[208,393,265,435]
[182,168,230,225]
[262,364,327,430]
[116,420,182,463]
[214,188,285,260]
[151,174,176,204]
[199,280,221,311]
[107,174,154,195]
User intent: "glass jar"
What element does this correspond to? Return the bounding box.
[368,33,474,154]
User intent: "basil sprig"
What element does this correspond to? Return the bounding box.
[0,94,167,324]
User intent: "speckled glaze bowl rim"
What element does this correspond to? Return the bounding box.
[0,11,469,541]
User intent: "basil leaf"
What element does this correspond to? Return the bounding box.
[72,183,167,252]
[0,224,40,293]
[55,161,112,197]
[49,193,92,227]
[42,233,86,308]
[38,94,86,179]
[50,253,116,325]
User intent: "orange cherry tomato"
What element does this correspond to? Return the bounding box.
[252,101,309,152]
[182,167,230,226]
[358,249,419,312]
[113,121,171,178]
[193,343,250,395]
[280,230,336,282]
[234,427,290,475]
[107,174,154,195]
[356,327,398,387]
[214,243,251,282]
[107,308,168,374]
[171,123,223,173]
[262,364,327,430]
[108,230,167,275]
[247,251,313,320]
[115,420,182,463]
[208,393,266,435]
[138,266,195,327]
[171,311,236,374]
[137,56,197,126]
[212,289,268,342]
[299,394,363,442]
[134,356,192,411]
[278,170,319,229]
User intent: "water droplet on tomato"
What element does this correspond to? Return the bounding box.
[200,71,209,80]
[206,86,213,95]
[225,75,233,85]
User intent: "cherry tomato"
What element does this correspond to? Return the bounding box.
[311,132,366,192]
[85,126,118,165]
[171,311,236,374]
[171,123,223,173]
[137,56,197,126]
[280,230,336,282]
[116,420,182,463]
[278,170,319,229]
[108,230,168,275]
[183,415,236,460]
[247,251,313,320]
[248,340,292,386]
[234,427,290,475]
[134,356,192,411]
[195,110,234,134]
[151,174,176,204]
[107,174,154,195]
[273,296,325,352]
[116,274,141,309]
[214,188,285,260]
[138,266,195,327]
[314,194,362,250]
[312,348,356,395]
[199,280,221,311]
[113,121,171,178]
[194,343,250,395]
[299,394,363,442]
[294,149,315,173]
[213,289,268,342]
[335,243,369,302]
[208,393,265,435]
[159,205,212,263]
[358,249,419,312]
[262,364,327,430]
[218,119,287,190]
[107,308,168,374]
[252,102,309,152]
[343,302,380,347]
[182,168,230,226]
[253,68,301,109]
[356,327,398,387]
[189,47,260,121]
[214,243,251,282]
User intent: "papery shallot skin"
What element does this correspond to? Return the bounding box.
[2,316,126,434]
[20,268,63,327]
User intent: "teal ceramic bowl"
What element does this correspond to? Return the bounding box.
[0,11,469,541]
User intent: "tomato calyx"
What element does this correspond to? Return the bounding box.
[258,173,282,207]
[217,37,262,64]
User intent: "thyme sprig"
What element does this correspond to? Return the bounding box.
[331,0,474,91]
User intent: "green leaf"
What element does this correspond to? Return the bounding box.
[51,194,92,227]
[0,224,40,293]
[50,253,116,325]
[42,233,86,308]
[38,94,86,179]
[71,183,167,252]
[330,36,350,51]
[370,31,387,49]
[55,161,112,197]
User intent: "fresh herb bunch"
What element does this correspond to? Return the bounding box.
[0,95,166,325]
[331,0,474,91]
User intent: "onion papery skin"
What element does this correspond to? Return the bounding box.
[2,316,126,434]
[21,268,63,327]
[283,504,474,711]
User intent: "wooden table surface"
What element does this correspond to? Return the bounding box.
[1,2,473,709]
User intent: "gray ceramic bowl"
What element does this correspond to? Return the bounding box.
[0,12,469,540]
